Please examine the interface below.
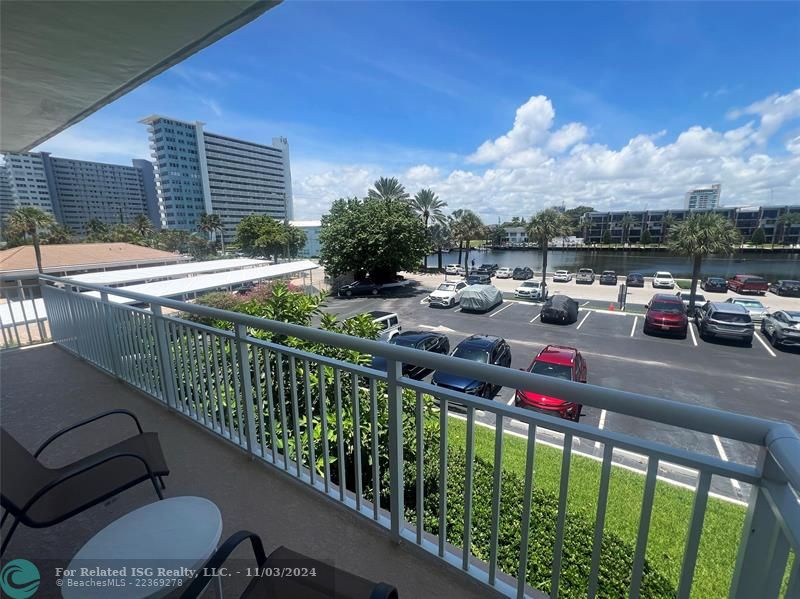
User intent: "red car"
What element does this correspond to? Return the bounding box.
[515,345,587,422]
[727,274,768,295]
[643,294,688,338]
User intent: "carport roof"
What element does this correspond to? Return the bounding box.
[1,0,279,152]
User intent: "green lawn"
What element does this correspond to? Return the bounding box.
[443,414,745,598]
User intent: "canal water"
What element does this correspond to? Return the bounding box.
[426,249,800,280]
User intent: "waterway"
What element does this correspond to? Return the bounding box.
[425,248,800,280]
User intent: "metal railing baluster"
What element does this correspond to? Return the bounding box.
[588,444,614,599]
[516,426,537,599]
[629,457,659,597]
[550,432,573,599]
[676,471,711,599]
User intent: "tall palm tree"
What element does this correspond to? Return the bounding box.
[776,212,800,247]
[668,213,741,313]
[4,207,56,273]
[661,212,676,246]
[527,209,571,286]
[428,222,451,270]
[131,214,155,238]
[198,212,224,255]
[449,209,484,272]
[620,213,636,246]
[367,177,409,202]
[410,188,447,227]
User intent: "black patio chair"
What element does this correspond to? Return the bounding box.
[0,409,169,555]
[180,530,398,599]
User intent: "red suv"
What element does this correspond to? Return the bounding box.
[515,345,587,422]
[727,274,768,295]
[643,294,688,338]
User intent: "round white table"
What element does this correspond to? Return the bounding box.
[61,496,222,599]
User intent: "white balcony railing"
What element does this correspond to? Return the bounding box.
[37,274,800,599]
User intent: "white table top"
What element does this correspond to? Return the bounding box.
[61,496,222,599]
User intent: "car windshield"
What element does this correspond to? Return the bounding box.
[655,273,671,278]
[530,361,573,380]
[745,277,766,284]
[392,336,422,348]
[650,301,684,313]
[603,271,615,275]
[579,269,592,274]
[522,281,539,287]
[708,278,725,283]
[782,280,800,285]
[452,345,489,363]
[680,293,704,301]
[735,300,764,308]
[437,284,456,291]
[713,312,751,324]
[786,311,800,321]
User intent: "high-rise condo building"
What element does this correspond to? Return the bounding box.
[140,116,293,242]
[685,183,722,210]
[0,152,159,235]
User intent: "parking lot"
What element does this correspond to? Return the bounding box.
[325,284,798,501]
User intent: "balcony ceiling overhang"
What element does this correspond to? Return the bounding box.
[0,0,278,153]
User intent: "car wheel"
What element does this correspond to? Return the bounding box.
[346,289,353,296]
[371,288,379,295]
[770,333,781,348]
[449,298,455,308]
[761,322,767,334]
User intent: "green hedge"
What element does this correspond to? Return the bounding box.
[398,436,676,598]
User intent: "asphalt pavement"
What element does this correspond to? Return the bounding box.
[323,281,798,502]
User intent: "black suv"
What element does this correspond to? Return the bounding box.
[701,276,728,293]
[512,266,533,280]
[479,263,499,275]
[769,280,800,297]
[466,273,492,285]
[599,270,618,285]
[626,272,644,287]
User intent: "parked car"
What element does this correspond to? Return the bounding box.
[599,270,618,285]
[338,279,380,296]
[701,276,728,293]
[576,268,595,284]
[652,271,676,289]
[512,266,534,280]
[725,297,769,322]
[675,291,706,314]
[769,280,800,297]
[540,295,579,324]
[626,272,644,287]
[445,264,464,275]
[515,280,548,300]
[495,266,514,279]
[696,302,754,345]
[466,273,492,286]
[479,263,499,275]
[474,266,494,278]
[431,335,512,398]
[371,331,450,379]
[643,294,688,338]
[515,345,587,422]
[428,281,467,308]
[459,285,503,313]
[367,311,401,341]
[727,274,768,295]
[761,310,800,348]
[553,270,572,282]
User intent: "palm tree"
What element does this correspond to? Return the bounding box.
[367,177,409,202]
[776,212,800,247]
[85,218,109,240]
[620,213,636,246]
[4,207,56,273]
[661,212,676,246]
[668,213,741,313]
[527,209,571,286]
[43,223,74,244]
[131,214,155,238]
[428,222,451,270]
[449,209,485,272]
[410,188,447,227]
[198,212,224,255]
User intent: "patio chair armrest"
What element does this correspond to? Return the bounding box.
[20,451,160,517]
[34,409,144,458]
[180,531,266,599]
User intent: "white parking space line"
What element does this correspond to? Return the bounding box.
[489,302,514,318]
[594,409,608,449]
[581,301,590,306]
[753,331,777,357]
[529,313,540,323]
[506,394,516,406]
[713,434,743,492]
[689,323,698,346]
[455,307,462,313]
[576,311,591,330]
[630,317,638,337]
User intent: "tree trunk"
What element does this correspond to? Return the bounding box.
[437,247,443,270]
[219,231,225,255]
[458,241,463,265]
[689,254,702,313]
[32,229,43,273]
[541,240,549,287]
[464,240,470,274]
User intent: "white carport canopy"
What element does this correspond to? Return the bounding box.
[83,260,319,304]
[1,0,278,151]
[65,258,268,286]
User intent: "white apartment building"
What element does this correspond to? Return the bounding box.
[685,183,722,210]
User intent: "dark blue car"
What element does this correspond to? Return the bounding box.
[371,332,450,379]
[431,335,512,399]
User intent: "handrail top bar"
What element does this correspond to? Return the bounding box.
[40,274,781,446]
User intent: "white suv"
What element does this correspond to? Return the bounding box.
[652,271,676,289]
[428,281,467,307]
[515,280,548,300]
[495,266,514,279]
[368,311,401,341]
[553,270,572,282]
[445,264,465,275]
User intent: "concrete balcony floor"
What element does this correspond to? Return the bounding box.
[1,344,498,599]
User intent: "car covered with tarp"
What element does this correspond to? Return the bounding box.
[460,285,503,313]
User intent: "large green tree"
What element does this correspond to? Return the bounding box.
[366,177,409,202]
[198,212,225,254]
[319,196,428,282]
[527,208,572,286]
[428,222,451,270]
[564,205,594,235]
[4,207,56,272]
[640,228,653,246]
[43,223,74,244]
[776,212,800,246]
[236,215,289,258]
[131,214,155,238]
[620,213,637,246]
[750,226,766,246]
[668,213,741,312]
[410,188,447,227]
[449,209,485,271]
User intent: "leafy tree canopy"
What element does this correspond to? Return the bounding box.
[319,196,428,282]
[236,215,305,258]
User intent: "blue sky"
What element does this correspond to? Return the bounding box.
[37,1,800,220]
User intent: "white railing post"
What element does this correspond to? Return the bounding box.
[387,358,405,542]
[235,323,258,454]
[151,304,178,410]
[730,453,787,598]
[64,286,84,357]
[100,292,124,378]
